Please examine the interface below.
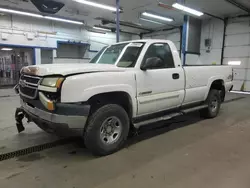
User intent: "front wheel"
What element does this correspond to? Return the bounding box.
[84,104,130,156]
[200,89,221,118]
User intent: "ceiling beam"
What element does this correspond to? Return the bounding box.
[224,0,250,14]
[93,25,140,36]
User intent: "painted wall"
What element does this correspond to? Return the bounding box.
[0,14,132,64]
[186,18,224,65]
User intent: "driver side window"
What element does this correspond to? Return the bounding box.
[143,43,175,69]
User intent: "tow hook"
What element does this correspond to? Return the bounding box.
[15,108,30,133]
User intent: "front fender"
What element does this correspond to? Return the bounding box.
[60,72,137,117]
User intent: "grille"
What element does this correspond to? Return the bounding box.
[20,75,40,85]
[19,74,42,99]
[19,86,36,97]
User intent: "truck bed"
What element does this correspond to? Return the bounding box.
[183,65,233,105]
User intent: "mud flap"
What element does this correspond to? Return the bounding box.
[15,108,25,133]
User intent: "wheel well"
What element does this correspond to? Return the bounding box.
[210,80,225,102]
[88,92,133,119]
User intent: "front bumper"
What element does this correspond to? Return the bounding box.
[20,99,90,131]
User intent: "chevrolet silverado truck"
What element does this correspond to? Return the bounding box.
[15,39,233,156]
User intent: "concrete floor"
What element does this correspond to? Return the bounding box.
[0,90,250,188]
[0,93,59,154]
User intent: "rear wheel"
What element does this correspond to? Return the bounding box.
[84,104,129,156]
[200,89,221,118]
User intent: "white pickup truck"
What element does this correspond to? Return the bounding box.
[15,39,233,155]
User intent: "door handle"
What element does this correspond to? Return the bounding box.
[172,73,179,79]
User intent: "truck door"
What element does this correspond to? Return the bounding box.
[136,43,185,116]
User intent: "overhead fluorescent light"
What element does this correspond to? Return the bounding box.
[72,0,119,12]
[93,26,111,32]
[44,16,84,25]
[172,3,204,16]
[142,12,173,22]
[228,61,241,65]
[1,48,13,51]
[0,7,43,18]
[0,8,83,25]
[140,18,164,25]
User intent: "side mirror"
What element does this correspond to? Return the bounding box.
[141,57,163,71]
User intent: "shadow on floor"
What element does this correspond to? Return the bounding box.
[68,112,202,155]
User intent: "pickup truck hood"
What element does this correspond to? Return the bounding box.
[21,63,124,76]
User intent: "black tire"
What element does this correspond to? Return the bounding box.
[84,104,130,156]
[200,89,221,118]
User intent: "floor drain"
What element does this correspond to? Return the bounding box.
[0,137,75,162]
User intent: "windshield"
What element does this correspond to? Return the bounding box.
[90,43,128,64]
[89,42,144,67]
[89,47,106,64]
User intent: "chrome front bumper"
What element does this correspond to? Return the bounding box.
[20,99,89,129]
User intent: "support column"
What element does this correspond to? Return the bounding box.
[116,0,120,42]
[181,15,189,65]
[34,48,41,65]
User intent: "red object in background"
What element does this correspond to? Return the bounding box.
[11,64,16,70]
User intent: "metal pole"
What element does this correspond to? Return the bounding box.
[116,0,120,42]
[179,26,183,58]
[182,15,188,66]
[221,18,228,65]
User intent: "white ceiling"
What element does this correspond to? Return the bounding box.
[0,0,249,34]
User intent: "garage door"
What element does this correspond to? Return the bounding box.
[223,18,250,91]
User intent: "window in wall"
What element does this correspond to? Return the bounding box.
[41,49,53,64]
[142,43,175,69]
[57,43,90,59]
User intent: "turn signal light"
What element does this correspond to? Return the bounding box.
[47,101,55,111]
[56,78,64,88]
[39,92,55,111]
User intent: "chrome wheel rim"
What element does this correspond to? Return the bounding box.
[100,116,122,145]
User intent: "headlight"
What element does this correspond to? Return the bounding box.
[41,77,64,88]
